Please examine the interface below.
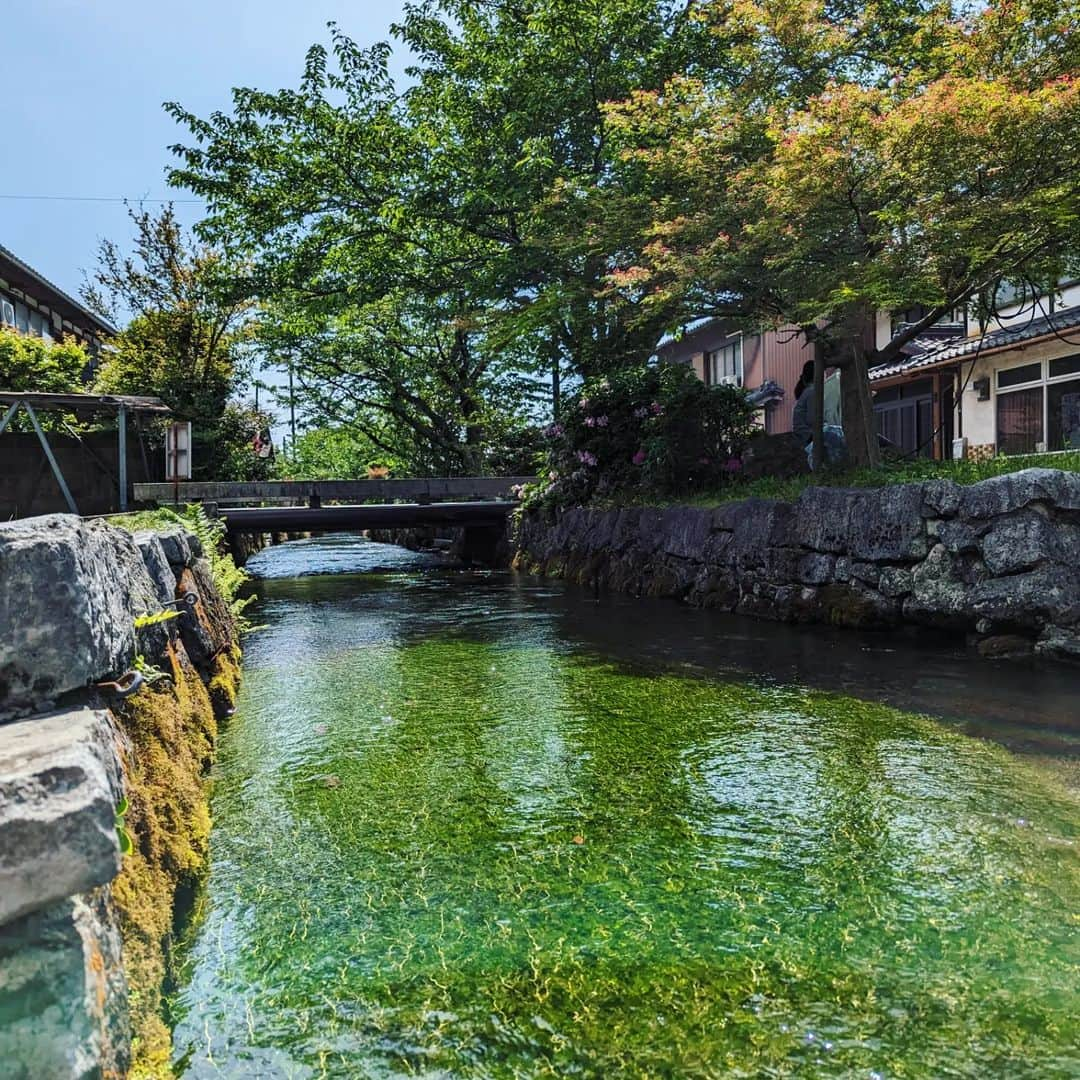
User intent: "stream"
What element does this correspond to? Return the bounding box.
[171,535,1080,1078]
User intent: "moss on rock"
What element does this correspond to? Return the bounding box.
[111,642,218,1077]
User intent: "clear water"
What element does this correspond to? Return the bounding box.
[172,536,1080,1078]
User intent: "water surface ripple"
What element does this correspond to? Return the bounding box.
[173,536,1080,1078]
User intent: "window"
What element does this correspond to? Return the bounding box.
[1048,380,1080,450]
[14,302,28,334]
[708,338,742,386]
[997,362,1041,389]
[0,297,13,326]
[997,387,1044,455]
[874,379,935,457]
[993,353,1080,454]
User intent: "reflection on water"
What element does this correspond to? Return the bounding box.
[173,536,1080,1078]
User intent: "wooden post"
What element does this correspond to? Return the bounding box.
[117,405,128,512]
[931,372,942,461]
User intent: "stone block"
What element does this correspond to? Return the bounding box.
[979,510,1080,576]
[0,889,129,1080]
[794,485,928,561]
[155,527,192,570]
[658,507,713,561]
[797,552,835,586]
[0,708,125,926]
[957,468,1080,519]
[132,531,178,608]
[0,516,160,718]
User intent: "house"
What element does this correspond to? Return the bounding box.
[0,243,116,363]
[869,282,1080,460]
[656,318,813,433]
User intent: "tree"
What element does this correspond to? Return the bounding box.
[84,205,270,479]
[163,0,712,476]
[596,0,1080,465]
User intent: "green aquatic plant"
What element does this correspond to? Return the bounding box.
[170,610,1080,1079]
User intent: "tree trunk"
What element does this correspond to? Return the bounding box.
[839,342,881,468]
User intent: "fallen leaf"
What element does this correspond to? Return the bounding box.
[571,835,585,845]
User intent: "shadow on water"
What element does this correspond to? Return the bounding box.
[247,536,1080,761]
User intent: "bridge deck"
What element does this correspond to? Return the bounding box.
[134,477,533,506]
[219,500,517,533]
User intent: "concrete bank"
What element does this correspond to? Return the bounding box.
[514,468,1080,661]
[0,515,242,1078]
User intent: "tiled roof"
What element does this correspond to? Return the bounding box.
[869,305,1080,381]
[655,316,723,352]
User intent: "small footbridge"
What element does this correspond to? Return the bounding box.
[132,476,534,561]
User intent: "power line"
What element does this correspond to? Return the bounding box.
[0,194,205,204]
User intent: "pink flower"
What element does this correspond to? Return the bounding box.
[544,422,564,438]
[698,456,711,466]
[723,457,743,472]
[584,416,597,427]
[548,471,559,481]
[595,415,609,427]
[632,449,647,465]
[579,397,592,410]
[650,402,663,415]
[577,450,598,467]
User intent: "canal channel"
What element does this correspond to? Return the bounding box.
[171,535,1080,1078]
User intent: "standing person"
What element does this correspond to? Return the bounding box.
[792,361,847,469]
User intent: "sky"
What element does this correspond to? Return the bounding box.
[1,0,408,304]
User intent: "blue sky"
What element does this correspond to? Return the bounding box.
[2,0,407,303]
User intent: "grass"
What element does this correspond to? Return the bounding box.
[107,504,257,633]
[607,449,1080,509]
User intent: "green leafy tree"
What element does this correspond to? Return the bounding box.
[0,326,86,394]
[0,327,88,431]
[598,0,1080,465]
[164,0,711,476]
[83,205,268,478]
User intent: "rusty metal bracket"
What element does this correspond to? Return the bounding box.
[95,670,146,699]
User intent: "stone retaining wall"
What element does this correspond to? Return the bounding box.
[0,514,241,1077]
[514,468,1080,661]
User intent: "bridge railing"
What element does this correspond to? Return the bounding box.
[133,477,536,507]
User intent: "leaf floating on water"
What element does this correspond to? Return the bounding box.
[314,723,329,734]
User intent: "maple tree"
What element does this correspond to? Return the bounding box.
[599,0,1080,464]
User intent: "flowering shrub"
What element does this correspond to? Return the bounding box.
[526,363,758,510]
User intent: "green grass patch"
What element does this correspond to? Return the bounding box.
[600,450,1080,509]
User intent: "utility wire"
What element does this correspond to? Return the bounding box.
[0,194,204,204]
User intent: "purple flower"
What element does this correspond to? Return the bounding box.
[510,484,525,498]
[543,422,564,438]
[584,416,597,428]
[595,415,609,427]
[633,406,650,419]
[632,449,647,466]
[650,402,663,415]
[577,450,598,467]
[723,457,743,473]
